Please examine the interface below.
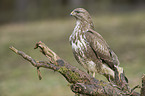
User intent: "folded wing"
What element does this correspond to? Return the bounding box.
[85,29,120,71]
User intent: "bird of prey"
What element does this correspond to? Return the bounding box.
[69,8,127,82]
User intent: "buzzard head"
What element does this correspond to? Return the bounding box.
[70,8,94,29]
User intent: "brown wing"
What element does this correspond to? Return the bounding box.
[85,29,120,71]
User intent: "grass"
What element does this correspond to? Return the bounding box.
[0,10,145,96]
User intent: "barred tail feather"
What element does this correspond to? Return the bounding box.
[114,66,128,85]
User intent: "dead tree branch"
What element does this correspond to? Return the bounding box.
[141,74,145,96]
[9,41,142,96]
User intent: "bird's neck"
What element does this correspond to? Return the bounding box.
[74,20,92,34]
[78,19,94,31]
[69,20,91,43]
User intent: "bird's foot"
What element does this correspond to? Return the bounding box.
[108,75,122,90]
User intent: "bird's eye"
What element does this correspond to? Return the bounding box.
[75,11,80,13]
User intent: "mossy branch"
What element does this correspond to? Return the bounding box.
[9,41,141,96]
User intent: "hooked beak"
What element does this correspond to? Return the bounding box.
[70,11,75,16]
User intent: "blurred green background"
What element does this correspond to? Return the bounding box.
[0,0,145,96]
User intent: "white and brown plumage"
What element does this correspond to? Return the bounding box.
[69,8,126,82]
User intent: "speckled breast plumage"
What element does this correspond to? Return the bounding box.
[69,21,102,74]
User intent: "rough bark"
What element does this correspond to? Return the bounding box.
[9,41,142,96]
[141,74,145,96]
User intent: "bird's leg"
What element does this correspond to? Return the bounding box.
[108,75,115,86]
[88,71,96,78]
[108,75,122,90]
[93,72,95,77]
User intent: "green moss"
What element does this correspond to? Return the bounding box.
[99,80,108,87]
[58,67,81,82]
[58,67,68,73]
